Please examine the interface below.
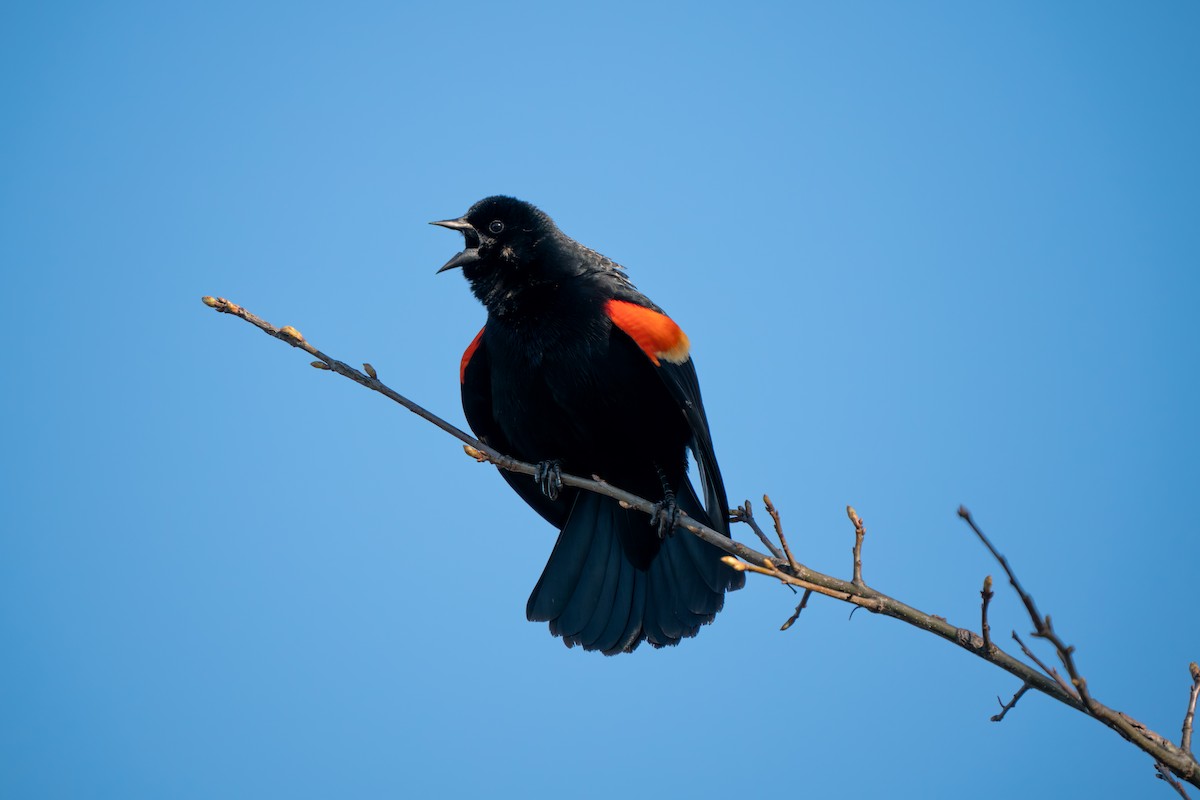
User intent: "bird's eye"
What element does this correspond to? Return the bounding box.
[488,220,504,234]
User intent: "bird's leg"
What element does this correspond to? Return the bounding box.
[650,464,679,539]
[534,459,563,501]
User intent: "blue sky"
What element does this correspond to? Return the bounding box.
[2,2,1197,797]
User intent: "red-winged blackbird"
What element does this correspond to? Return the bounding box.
[433,196,743,654]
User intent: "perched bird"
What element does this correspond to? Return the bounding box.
[433,196,743,654]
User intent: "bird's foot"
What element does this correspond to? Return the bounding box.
[651,486,679,539]
[534,459,563,501]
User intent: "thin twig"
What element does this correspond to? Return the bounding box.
[1156,762,1191,799]
[959,505,1200,791]
[720,557,879,608]
[1011,631,1075,698]
[731,501,786,561]
[201,297,477,446]
[204,296,1200,791]
[981,575,994,655]
[722,556,787,580]
[958,506,1094,710]
[1184,662,1200,755]
[763,494,800,575]
[847,506,866,587]
[780,589,813,632]
[992,683,1031,723]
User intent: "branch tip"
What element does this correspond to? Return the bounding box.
[730,499,786,562]
[847,504,866,587]
[991,682,1032,722]
[762,494,800,575]
[980,574,995,653]
[780,588,814,631]
[1183,662,1199,755]
[1154,762,1190,799]
[720,556,747,572]
[201,295,219,308]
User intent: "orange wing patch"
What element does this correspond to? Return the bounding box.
[605,299,690,366]
[460,326,485,383]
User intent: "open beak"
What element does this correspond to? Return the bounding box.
[430,217,482,273]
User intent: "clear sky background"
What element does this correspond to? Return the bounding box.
[2,3,1197,798]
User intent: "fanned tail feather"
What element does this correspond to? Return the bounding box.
[526,482,744,655]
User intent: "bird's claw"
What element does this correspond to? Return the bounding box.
[651,492,679,539]
[534,460,562,501]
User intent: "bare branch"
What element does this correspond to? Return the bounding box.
[959,505,1199,788]
[992,683,1031,723]
[1156,762,1192,799]
[958,506,1094,708]
[980,575,994,655]
[204,296,1200,791]
[763,494,800,575]
[720,556,877,607]
[730,500,786,562]
[1185,662,1200,755]
[958,506,1040,628]
[780,589,813,632]
[202,296,479,447]
[1012,632,1075,697]
[846,505,866,587]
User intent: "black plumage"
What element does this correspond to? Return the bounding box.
[434,196,743,654]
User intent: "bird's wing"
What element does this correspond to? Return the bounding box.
[458,326,498,450]
[603,294,730,535]
[460,326,572,527]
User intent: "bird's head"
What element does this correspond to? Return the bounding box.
[433,196,590,313]
[432,194,556,273]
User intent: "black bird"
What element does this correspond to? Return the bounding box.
[433,196,743,654]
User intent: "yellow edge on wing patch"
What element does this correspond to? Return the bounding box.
[657,333,690,364]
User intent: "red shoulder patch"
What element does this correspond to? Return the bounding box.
[460,326,485,383]
[604,299,690,366]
